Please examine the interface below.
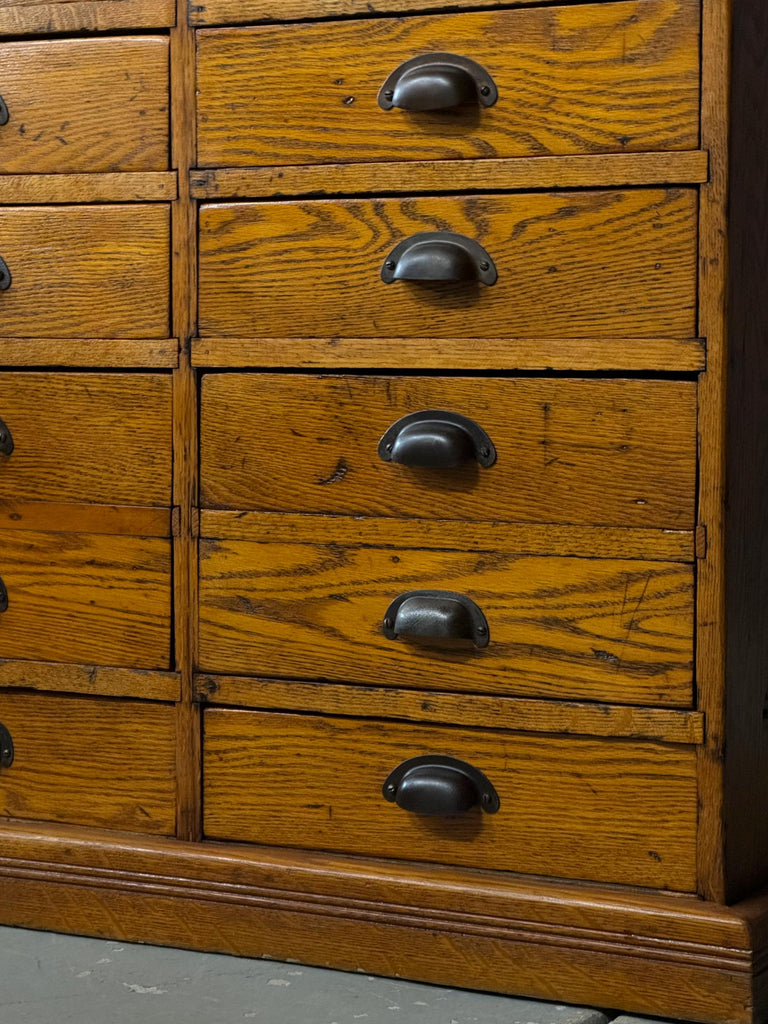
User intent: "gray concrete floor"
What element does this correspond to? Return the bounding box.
[0,926,677,1024]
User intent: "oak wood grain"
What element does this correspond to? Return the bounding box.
[0,37,168,174]
[200,375,697,530]
[195,674,704,744]
[0,339,178,369]
[203,709,698,890]
[0,373,172,507]
[0,503,171,537]
[198,538,694,706]
[196,1,699,167]
[0,173,177,205]
[191,335,706,373]
[0,692,176,834]
[0,660,180,701]
[0,0,176,33]
[199,511,696,562]
[190,0,610,23]
[0,205,170,339]
[190,152,710,200]
[198,191,698,340]
[0,530,171,670]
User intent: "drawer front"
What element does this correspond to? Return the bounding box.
[0,530,171,670]
[200,375,697,530]
[0,37,169,174]
[196,1,699,168]
[198,191,697,340]
[0,693,176,835]
[203,710,698,890]
[0,373,172,506]
[0,206,170,339]
[198,538,694,707]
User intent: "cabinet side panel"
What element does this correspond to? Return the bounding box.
[723,0,768,901]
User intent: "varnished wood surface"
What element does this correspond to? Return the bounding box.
[0,173,177,205]
[203,709,698,889]
[0,37,168,174]
[0,693,176,835]
[0,0,176,33]
[196,675,705,744]
[694,0,730,904]
[0,373,172,507]
[0,205,170,339]
[198,538,694,706]
[190,0,618,23]
[199,511,696,562]
[190,152,710,201]
[0,821,759,1024]
[192,335,707,373]
[0,530,171,670]
[196,1,699,168]
[171,0,203,842]
[0,502,172,537]
[198,191,698,340]
[200,375,697,530]
[0,339,179,369]
[0,660,180,701]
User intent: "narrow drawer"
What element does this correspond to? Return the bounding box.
[0,37,169,174]
[200,375,697,530]
[0,693,176,835]
[203,710,698,890]
[0,373,172,506]
[0,206,170,339]
[196,0,699,168]
[198,190,698,340]
[0,530,171,670]
[198,536,694,707]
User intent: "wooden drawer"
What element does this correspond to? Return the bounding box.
[0,206,170,339]
[203,710,698,890]
[0,37,169,174]
[0,692,175,835]
[198,190,697,340]
[198,534,694,707]
[0,373,172,506]
[200,375,697,530]
[0,530,171,670]
[196,0,699,168]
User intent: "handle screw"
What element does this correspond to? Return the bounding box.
[479,446,490,458]
[385,261,396,271]
[384,617,394,630]
[480,85,491,97]
[479,260,490,271]
[476,625,487,636]
[384,90,394,101]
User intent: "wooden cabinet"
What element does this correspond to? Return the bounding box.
[1,2,767,1022]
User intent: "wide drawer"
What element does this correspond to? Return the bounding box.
[196,0,699,168]
[0,373,172,506]
[198,535,693,706]
[0,530,171,670]
[0,37,169,174]
[198,190,697,340]
[200,375,697,530]
[203,710,698,890]
[0,692,175,835]
[0,206,170,339]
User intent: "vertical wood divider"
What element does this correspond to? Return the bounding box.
[695,0,731,903]
[171,0,202,841]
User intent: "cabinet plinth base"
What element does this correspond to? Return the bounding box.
[1,821,766,1024]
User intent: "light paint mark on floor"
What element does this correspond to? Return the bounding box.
[122,983,168,995]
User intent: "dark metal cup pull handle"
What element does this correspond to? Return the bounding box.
[0,417,13,456]
[0,94,8,127]
[0,255,11,292]
[378,53,498,112]
[383,590,489,648]
[378,410,496,469]
[381,231,497,286]
[0,575,7,613]
[383,755,500,816]
[0,723,13,770]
